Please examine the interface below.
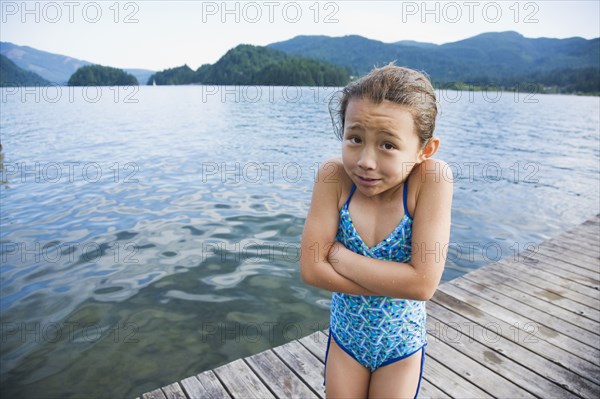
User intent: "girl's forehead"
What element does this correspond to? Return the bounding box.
[345,98,415,127]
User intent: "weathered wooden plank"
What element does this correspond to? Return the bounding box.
[142,389,167,399]
[560,226,600,247]
[273,340,326,398]
[431,289,600,381]
[428,318,573,398]
[422,354,491,398]
[418,378,452,399]
[180,376,212,399]
[525,248,600,282]
[181,371,233,399]
[451,275,600,348]
[546,225,600,242]
[497,260,600,316]
[550,226,598,241]
[517,253,599,290]
[245,349,319,398]
[545,236,600,265]
[494,260,600,308]
[497,260,600,299]
[520,250,600,286]
[528,237,599,264]
[213,359,275,399]
[569,230,600,246]
[427,303,600,398]
[426,334,535,397]
[533,246,600,280]
[557,223,599,240]
[161,383,187,399]
[576,219,600,234]
[462,267,600,330]
[298,331,327,363]
[539,243,600,274]
[438,282,600,367]
[549,241,600,266]
[195,370,231,399]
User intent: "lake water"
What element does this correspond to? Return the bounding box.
[1,85,598,398]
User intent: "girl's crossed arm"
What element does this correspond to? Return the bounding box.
[329,159,453,301]
[300,160,378,296]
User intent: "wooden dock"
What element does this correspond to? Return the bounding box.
[139,214,599,399]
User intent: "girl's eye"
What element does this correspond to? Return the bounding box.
[383,143,396,150]
[348,136,361,144]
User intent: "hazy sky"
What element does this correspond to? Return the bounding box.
[1,0,598,71]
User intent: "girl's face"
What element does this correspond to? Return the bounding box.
[342,98,425,198]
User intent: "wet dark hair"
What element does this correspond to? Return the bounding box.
[329,62,437,148]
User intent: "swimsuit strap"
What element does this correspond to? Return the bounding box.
[345,181,411,218]
[344,184,357,208]
[403,178,411,219]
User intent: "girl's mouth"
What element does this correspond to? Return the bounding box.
[356,175,380,186]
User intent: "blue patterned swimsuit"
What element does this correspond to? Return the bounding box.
[324,180,427,396]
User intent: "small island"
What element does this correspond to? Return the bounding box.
[68,65,138,86]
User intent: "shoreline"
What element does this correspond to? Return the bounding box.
[0,84,598,97]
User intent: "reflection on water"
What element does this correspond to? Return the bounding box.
[1,87,598,398]
[0,144,7,189]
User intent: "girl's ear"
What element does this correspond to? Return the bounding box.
[418,137,440,162]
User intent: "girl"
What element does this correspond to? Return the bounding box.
[300,64,453,398]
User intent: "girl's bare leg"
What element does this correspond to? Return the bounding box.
[325,338,371,398]
[368,347,425,399]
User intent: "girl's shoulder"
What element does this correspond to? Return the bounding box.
[315,157,354,211]
[411,158,452,182]
[409,158,453,213]
[411,158,452,187]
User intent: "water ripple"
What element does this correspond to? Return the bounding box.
[1,87,598,399]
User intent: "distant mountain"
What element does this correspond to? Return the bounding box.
[0,42,154,85]
[3,32,598,93]
[268,32,600,92]
[149,44,350,86]
[393,40,439,49]
[0,55,49,86]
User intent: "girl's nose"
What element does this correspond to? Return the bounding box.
[357,148,376,170]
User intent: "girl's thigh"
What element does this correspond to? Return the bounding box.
[325,338,370,398]
[368,347,425,399]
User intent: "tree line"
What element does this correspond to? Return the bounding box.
[148,44,350,86]
[68,65,138,86]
